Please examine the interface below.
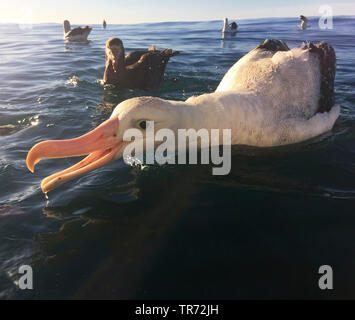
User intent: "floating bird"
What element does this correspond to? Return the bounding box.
[103,38,180,89]
[103,20,107,29]
[63,20,92,41]
[27,39,338,193]
[222,18,238,33]
[298,15,308,30]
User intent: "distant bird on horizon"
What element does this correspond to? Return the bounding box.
[103,20,107,29]
[298,15,308,30]
[103,38,180,89]
[63,20,92,41]
[222,18,238,33]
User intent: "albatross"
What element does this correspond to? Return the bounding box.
[63,20,92,41]
[298,15,309,30]
[103,38,180,89]
[26,39,338,193]
[222,18,238,33]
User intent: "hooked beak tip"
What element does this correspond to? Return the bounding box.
[26,117,120,193]
[26,154,35,173]
[26,144,40,173]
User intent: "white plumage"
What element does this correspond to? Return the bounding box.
[298,15,309,30]
[112,40,338,147]
[63,20,92,42]
[222,18,238,33]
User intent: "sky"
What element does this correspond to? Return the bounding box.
[0,0,354,24]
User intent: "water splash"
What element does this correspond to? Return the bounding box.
[66,75,80,87]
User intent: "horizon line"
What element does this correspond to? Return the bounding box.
[1,14,354,26]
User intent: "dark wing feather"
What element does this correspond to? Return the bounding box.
[255,39,290,52]
[125,51,148,66]
[127,49,178,89]
[302,41,336,113]
[125,48,179,66]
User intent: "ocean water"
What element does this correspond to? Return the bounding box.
[0,16,355,299]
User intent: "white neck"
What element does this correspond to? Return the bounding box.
[168,91,267,145]
[63,21,71,33]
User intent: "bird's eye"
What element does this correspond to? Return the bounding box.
[139,121,147,130]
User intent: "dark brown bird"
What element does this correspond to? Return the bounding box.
[103,38,180,89]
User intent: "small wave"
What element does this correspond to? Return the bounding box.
[0,124,17,136]
[0,115,39,136]
[322,188,355,200]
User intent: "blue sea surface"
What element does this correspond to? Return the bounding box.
[0,16,355,299]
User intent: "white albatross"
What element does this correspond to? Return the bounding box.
[63,20,92,41]
[222,18,238,33]
[26,39,338,193]
[298,15,309,30]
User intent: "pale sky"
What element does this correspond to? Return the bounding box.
[0,0,354,24]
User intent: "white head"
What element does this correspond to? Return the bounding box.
[26,97,190,193]
[63,20,71,33]
[112,96,187,133]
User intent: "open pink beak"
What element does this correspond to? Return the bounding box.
[26,117,123,193]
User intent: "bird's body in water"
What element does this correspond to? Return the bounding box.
[298,15,308,30]
[27,39,338,193]
[103,38,180,89]
[222,18,238,33]
[63,20,92,41]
